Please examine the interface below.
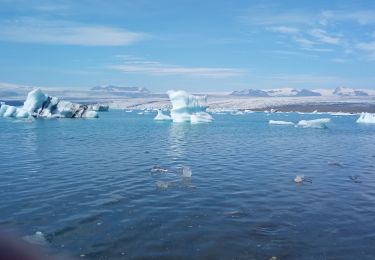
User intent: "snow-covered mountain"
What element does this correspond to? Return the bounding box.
[333,87,368,96]
[91,85,150,95]
[231,88,321,97]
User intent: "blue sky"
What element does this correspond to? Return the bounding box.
[1,0,375,92]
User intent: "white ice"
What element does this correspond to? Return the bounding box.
[356,112,375,124]
[0,88,98,119]
[269,120,294,125]
[296,118,331,128]
[167,90,214,124]
[294,175,304,183]
[154,109,172,121]
[182,166,192,178]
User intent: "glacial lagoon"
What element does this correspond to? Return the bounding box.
[1,111,375,259]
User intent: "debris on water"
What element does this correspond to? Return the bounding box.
[156,181,173,189]
[294,175,304,183]
[151,165,168,174]
[182,166,192,178]
[269,257,278,260]
[349,175,361,183]
[23,231,47,246]
[328,161,343,167]
[294,175,312,184]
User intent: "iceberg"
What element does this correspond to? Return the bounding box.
[167,90,213,124]
[0,89,98,119]
[154,109,172,121]
[296,118,331,129]
[269,120,294,125]
[356,112,375,124]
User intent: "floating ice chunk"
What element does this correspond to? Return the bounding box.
[294,175,304,183]
[151,165,168,173]
[269,120,294,125]
[167,90,214,124]
[3,106,17,117]
[356,112,375,124]
[89,104,109,112]
[154,109,172,121]
[182,166,192,178]
[296,118,331,129]
[232,110,245,115]
[190,112,213,124]
[156,181,171,189]
[23,231,47,246]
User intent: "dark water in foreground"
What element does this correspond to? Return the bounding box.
[1,111,375,259]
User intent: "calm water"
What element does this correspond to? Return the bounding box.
[1,111,375,259]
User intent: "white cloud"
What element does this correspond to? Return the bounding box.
[309,29,341,45]
[0,18,147,46]
[268,26,299,34]
[356,41,375,59]
[112,57,245,78]
[321,10,375,25]
[293,37,316,46]
[269,73,344,85]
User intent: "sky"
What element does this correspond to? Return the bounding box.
[0,0,375,92]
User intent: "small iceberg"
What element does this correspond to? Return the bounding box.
[167,90,214,124]
[269,120,294,125]
[294,175,304,183]
[296,118,331,129]
[154,109,171,121]
[88,104,109,112]
[356,112,375,124]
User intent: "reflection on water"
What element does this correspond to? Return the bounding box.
[167,122,189,160]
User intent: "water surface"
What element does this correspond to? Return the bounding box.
[1,111,375,259]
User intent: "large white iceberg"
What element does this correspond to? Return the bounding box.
[154,109,172,121]
[296,118,331,129]
[356,112,375,124]
[167,90,214,124]
[0,88,98,119]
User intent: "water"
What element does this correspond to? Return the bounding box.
[1,111,375,259]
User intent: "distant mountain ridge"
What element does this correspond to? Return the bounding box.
[231,88,321,97]
[91,85,150,94]
[333,87,368,96]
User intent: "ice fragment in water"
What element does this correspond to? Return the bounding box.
[182,166,192,178]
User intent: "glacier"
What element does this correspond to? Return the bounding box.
[269,120,294,125]
[154,109,172,121]
[0,89,98,119]
[167,90,214,123]
[356,112,375,124]
[296,118,331,129]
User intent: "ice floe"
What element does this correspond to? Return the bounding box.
[296,118,331,129]
[167,90,214,124]
[154,109,172,121]
[356,112,375,124]
[269,120,294,125]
